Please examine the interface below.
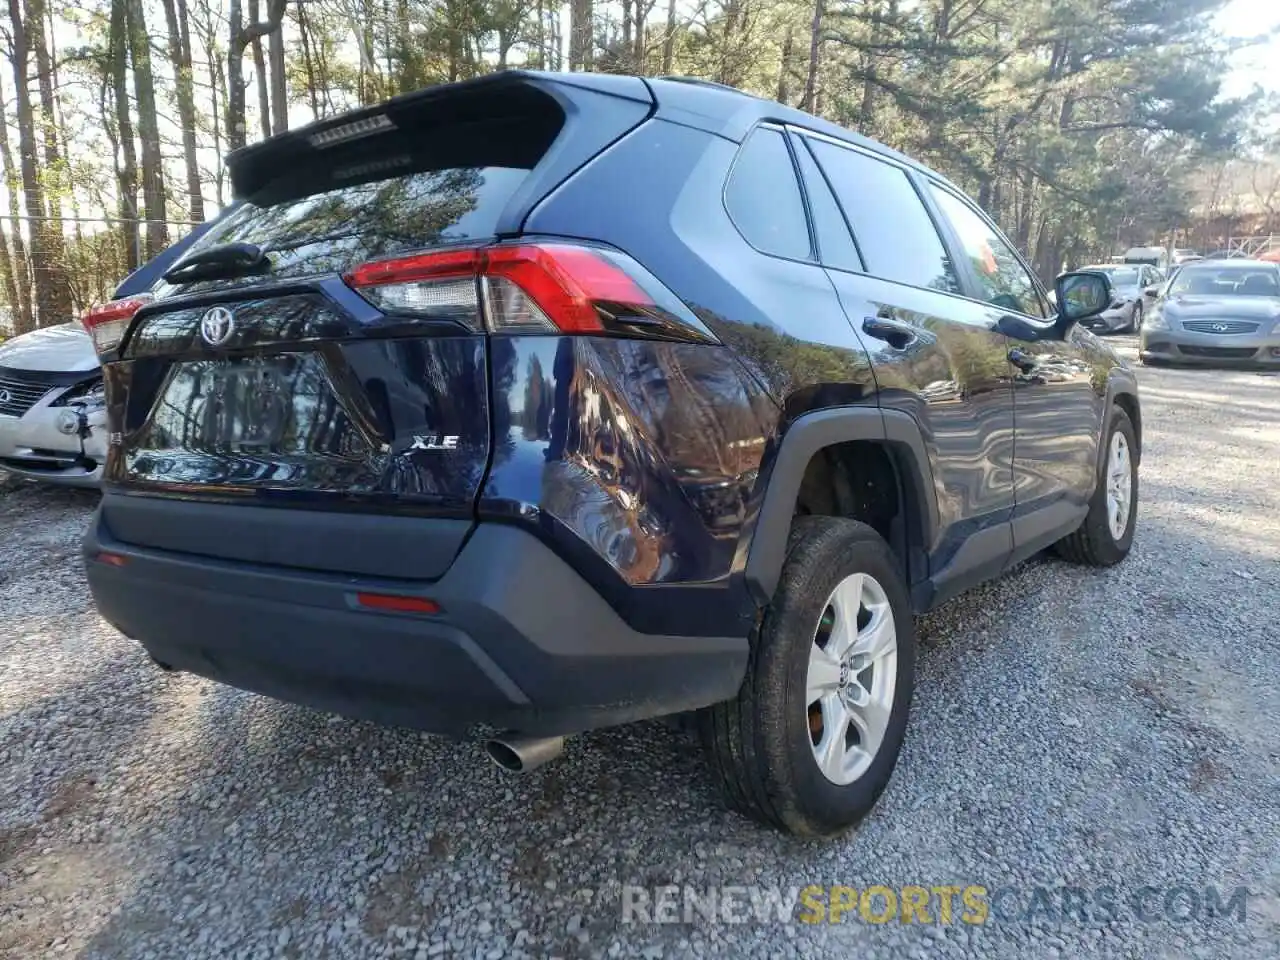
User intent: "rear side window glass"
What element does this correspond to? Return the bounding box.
[806,139,960,294]
[725,128,812,261]
[795,139,862,273]
[167,165,530,291]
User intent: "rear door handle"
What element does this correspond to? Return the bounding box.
[861,316,918,350]
[1008,348,1037,373]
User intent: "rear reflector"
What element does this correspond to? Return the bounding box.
[82,296,151,356]
[355,593,441,615]
[344,242,715,342]
[94,551,130,568]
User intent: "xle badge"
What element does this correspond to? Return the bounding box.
[410,435,460,451]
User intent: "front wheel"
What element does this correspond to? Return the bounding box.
[1129,302,1143,333]
[698,517,916,836]
[1054,405,1138,566]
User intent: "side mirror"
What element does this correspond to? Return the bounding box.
[1054,271,1112,327]
[1143,284,1160,298]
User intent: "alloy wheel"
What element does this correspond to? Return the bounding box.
[1106,431,1133,540]
[805,572,898,786]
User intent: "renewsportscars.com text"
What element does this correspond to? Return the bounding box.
[620,883,1252,926]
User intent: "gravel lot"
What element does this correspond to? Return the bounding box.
[2,336,1278,960]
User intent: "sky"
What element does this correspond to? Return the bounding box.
[1214,0,1280,101]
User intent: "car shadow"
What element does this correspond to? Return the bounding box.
[12,511,1274,958]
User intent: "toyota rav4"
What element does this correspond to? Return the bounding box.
[83,72,1139,836]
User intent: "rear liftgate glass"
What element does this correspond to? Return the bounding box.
[85,78,710,560]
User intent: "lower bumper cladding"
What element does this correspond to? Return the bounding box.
[84,505,748,738]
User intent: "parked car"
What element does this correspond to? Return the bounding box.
[1140,259,1280,367]
[0,212,233,488]
[81,72,1140,836]
[1172,248,1202,265]
[1075,263,1162,333]
[0,323,109,486]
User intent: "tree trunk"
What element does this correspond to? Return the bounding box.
[269,24,287,133]
[549,5,562,70]
[661,0,676,73]
[0,223,18,333]
[801,0,823,114]
[249,0,271,139]
[622,0,632,53]
[445,0,463,81]
[227,0,247,151]
[108,0,140,272]
[0,69,32,333]
[23,0,73,324]
[7,0,60,328]
[26,0,62,219]
[227,0,287,150]
[532,0,545,68]
[210,56,227,205]
[776,23,794,104]
[858,0,883,133]
[126,0,169,257]
[569,0,593,71]
[718,0,743,86]
[161,0,206,222]
[45,4,87,308]
[634,0,649,67]
[296,0,321,119]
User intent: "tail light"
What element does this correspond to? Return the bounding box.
[344,242,715,343]
[81,295,151,356]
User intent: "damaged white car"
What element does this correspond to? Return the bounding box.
[0,323,108,487]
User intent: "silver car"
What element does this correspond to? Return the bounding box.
[1075,263,1162,333]
[1139,260,1280,367]
[0,323,108,486]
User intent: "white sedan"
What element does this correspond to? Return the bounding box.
[0,323,107,487]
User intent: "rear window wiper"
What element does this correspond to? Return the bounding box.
[163,242,272,284]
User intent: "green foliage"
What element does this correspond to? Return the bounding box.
[1,0,1271,323]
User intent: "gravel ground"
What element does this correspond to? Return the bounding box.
[2,336,1278,959]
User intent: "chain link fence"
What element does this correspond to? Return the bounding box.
[0,215,199,338]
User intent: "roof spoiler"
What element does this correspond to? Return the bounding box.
[226,72,654,202]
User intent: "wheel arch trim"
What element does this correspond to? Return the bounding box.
[1099,373,1142,479]
[740,406,940,604]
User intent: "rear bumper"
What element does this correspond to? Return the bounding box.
[84,505,747,737]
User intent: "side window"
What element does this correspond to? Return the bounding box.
[806,138,960,294]
[725,128,812,261]
[928,184,1046,317]
[793,138,862,273]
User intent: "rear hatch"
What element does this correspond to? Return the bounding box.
[95,73,654,580]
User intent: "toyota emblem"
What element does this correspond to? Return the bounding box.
[200,306,236,346]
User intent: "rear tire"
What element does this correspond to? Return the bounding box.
[1128,303,1143,333]
[697,517,915,836]
[1054,405,1138,566]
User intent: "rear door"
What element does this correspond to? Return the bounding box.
[922,180,1100,548]
[795,131,1015,591]
[100,75,652,579]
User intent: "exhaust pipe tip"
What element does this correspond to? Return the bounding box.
[484,735,564,774]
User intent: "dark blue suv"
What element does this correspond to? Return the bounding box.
[83,72,1139,836]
